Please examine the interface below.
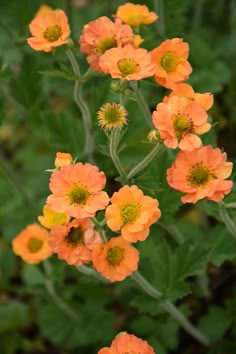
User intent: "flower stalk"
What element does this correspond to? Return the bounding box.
[43,260,80,323]
[132,271,210,346]
[219,202,236,240]
[66,48,94,162]
[127,143,161,180]
[109,128,127,181]
[130,81,154,129]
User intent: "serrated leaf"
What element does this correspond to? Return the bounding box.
[139,238,208,301]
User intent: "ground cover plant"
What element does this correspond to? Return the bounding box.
[0,1,236,353]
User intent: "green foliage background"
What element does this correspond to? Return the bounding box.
[0,0,236,353]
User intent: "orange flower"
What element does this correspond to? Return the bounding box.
[167,145,233,203]
[12,224,52,264]
[150,38,192,89]
[55,152,73,168]
[92,236,139,282]
[152,96,211,151]
[47,162,109,219]
[114,3,158,26]
[99,44,156,80]
[35,4,53,18]
[27,9,70,52]
[105,185,161,242]
[164,83,214,111]
[98,332,155,354]
[38,205,70,229]
[49,218,101,266]
[79,16,136,72]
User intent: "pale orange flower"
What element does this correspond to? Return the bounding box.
[98,332,155,354]
[54,152,73,168]
[152,96,211,151]
[167,145,233,204]
[38,205,70,229]
[79,16,136,72]
[105,185,161,242]
[27,9,70,52]
[99,44,156,80]
[92,236,139,282]
[47,162,109,219]
[49,218,101,266]
[12,224,52,264]
[35,4,53,18]
[114,2,158,26]
[164,83,214,111]
[150,38,192,89]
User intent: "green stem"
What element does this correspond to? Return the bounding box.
[158,222,185,244]
[109,129,126,180]
[77,265,109,283]
[130,81,153,129]
[66,49,94,162]
[219,202,236,240]
[153,0,165,38]
[127,143,161,180]
[0,152,37,212]
[43,260,80,323]
[132,271,210,346]
[90,217,108,243]
[192,0,205,31]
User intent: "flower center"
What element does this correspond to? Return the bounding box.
[67,227,84,246]
[52,213,67,225]
[44,25,62,42]
[68,185,90,205]
[107,246,124,265]
[117,59,139,78]
[97,36,116,54]
[188,163,214,187]
[121,203,139,224]
[173,115,191,137]
[28,237,43,253]
[160,51,178,72]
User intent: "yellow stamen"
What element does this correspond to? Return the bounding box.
[160,51,178,72]
[121,203,139,224]
[97,36,116,54]
[107,246,124,265]
[188,163,214,187]
[68,185,90,205]
[28,237,43,253]
[117,59,139,78]
[44,25,62,42]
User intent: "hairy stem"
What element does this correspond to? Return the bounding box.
[153,0,165,38]
[219,202,236,240]
[43,260,80,323]
[66,49,94,162]
[130,81,153,129]
[109,129,126,181]
[127,143,161,180]
[132,271,210,346]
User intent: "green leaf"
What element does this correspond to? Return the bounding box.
[139,237,208,301]
[199,307,231,342]
[0,301,30,333]
[22,264,45,287]
[39,69,75,80]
